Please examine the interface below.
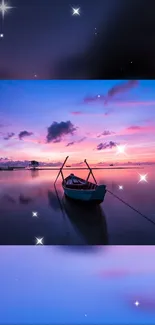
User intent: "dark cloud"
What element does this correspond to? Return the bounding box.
[83,80,138,106]
[96,141,117,151]
[46,121,77,143]
[66,137,86,147]
[66,141,75,147]
[83,95,105,104]
[107,80,138,99]
[4,132,15,140]
[19,131,33,140]
[97,131,114,137]
[78,137,87,143]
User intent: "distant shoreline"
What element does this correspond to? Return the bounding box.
[0,167,144,171]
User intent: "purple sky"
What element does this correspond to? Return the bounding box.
[0,80,155,165]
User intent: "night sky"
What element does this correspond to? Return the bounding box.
[0,79,155,165]
[1,0,155,79]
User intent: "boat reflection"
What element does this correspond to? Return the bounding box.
[48,188,63,211]
[62,195,108,245]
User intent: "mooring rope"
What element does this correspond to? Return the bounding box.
[107,189,155,226]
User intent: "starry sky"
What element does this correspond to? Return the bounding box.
[1,0,155,79]
[0,79,155,165]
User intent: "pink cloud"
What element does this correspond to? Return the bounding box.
[99,269,130,278]
[113,100,155,107]
[122,124,155,135]
[71,111,110,116]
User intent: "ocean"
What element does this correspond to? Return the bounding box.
[0,166,154,245]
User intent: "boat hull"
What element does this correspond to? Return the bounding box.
[63,185,106,203]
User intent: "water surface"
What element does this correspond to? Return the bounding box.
[0,166,154,245]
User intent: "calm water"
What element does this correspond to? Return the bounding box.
[0,166,154,245]
[0,245,155,324]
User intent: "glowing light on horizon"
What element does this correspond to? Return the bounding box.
[138,174,148,183]
[72,7,80,16]
[35,237,44,245]
[0,0,13,19]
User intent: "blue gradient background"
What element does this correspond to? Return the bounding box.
[0,246,155,324]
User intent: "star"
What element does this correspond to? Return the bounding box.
[72,7,80,16]
[85,314,87,317]
[119,185,123,190]
[135,301,140,307]
[116,144,127,155]
[0,0,13,19]
[97,94,100,98]
[32,211,38,217]
[138,174,148,183]
[0,33,3,37]
[34,74,37,78]
[35,237,44,245]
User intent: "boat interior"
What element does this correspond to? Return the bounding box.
[63,176,97,190]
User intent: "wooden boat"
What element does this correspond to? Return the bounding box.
[54,156,107,203]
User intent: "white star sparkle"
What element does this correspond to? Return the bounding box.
[119,185,123,190]
[72,7,80,16]
[35,237,44,245]
[32,211,38,217]
[0,33,3,37]
[116,144,127,155]
[85,314,87,317]
[0,0,13,19]
[138,174,148,183]
[134,301,140,307]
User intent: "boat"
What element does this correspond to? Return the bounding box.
[54,156,107,203]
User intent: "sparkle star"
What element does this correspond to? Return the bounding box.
[35,237,44,245]
[138,174,148,183]
[119,185,123,190]
[0,33,3,37]
[135,301,140,307]
[0,0,13,19]
[72,7,80,16]
[116,144,127,155]
[32,211,38,217]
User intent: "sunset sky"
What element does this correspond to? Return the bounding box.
[0,79,155,165]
